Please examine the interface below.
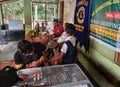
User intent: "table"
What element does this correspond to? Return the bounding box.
[13,64,94,87]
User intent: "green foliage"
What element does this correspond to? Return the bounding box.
[32,0,59,3]
[32,0,59,21]
[37,5,45,20]
[2,0,24,23]
[27,29,40,37]
[2,0,58,23]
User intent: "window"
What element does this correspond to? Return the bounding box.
[2,0,24,24]
[32,0,59,29]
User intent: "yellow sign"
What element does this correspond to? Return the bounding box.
[90,24,118,41]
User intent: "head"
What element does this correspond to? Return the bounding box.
[65,23,75,36]
[17,40,34,55]
[53,19,59,27]
[64,23,71,31]
[36,21,38,23]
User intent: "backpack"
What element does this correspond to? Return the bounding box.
[0,66,18,87]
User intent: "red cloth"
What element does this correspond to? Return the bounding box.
[53,24,64,37]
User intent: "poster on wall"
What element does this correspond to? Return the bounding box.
[74,0,91,51]
[90,0,120,51]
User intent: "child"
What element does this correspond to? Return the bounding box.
[49,24,76,64]
[14,40,47,69]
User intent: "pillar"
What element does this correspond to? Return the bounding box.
[24,0,32,33]
[34,4,38,21]
[0,4,3,25]
[58,0,64,24]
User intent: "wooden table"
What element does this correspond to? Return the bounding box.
[13,64,93,87]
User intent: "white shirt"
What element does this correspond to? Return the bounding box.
[46,22,53,31]
[61,36,76,53]
[57,31,67,43]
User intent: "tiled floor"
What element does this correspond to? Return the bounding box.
[0,41,17,61]
[0,60,15,70]
[0,41,17,70]
[0,44,6,51]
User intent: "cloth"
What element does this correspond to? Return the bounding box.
[46,23,53,31]
[62,40,76,64]
[57,32,67,43]
[61,36,76,64]
[0,66,18,87]
[53,24,64,37]
[61,36,76,53]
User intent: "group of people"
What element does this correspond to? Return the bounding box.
[14,19,77,70]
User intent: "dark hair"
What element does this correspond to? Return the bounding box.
[53,19,59,23]
[65,23,70,27]
[65,23,75,35]
[17,40,33,54]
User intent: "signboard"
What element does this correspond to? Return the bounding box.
[74,0,91,51]
[8,20,23,30]
[90,0,120,51]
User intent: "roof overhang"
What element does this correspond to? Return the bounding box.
[0,0,18,4]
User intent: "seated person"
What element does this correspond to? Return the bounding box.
[53,19,64,37]
[35,21,40,30]
[52,22,68,43]
[53,23,76,53]
[48,24,76,64]
[43,41,58,66]
[57,23,75,44]
[46,22,53,32]
[14,40,47,69]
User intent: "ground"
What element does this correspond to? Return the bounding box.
[0,41,17,70]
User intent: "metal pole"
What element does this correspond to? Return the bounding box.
[0,4,4,25]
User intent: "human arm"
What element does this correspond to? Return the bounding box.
[26,56,46,68]
[26,49,50,68]
[14,51,44,69]
[52,36,59,41]
[49,42,67,63]
[57,32,67,44]
[48,51,64,63]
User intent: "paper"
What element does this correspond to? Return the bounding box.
[17,67,42,75]
[73,84,88,87]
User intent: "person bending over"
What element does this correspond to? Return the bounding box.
[14,40,47,69]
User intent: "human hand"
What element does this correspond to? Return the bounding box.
[39,56,46,63]
[26,61,38,68]
[49,56,57,62]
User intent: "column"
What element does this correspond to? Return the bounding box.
[34,4,38,21]
[58,0,64,24]
[0,4,3,25]
[24,0,32,33]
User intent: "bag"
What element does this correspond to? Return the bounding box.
[0,66,18,87]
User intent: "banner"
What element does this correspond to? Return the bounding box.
[90,0,120,51]
[74,0,91,51]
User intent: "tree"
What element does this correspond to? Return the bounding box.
[2,0,24,23]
